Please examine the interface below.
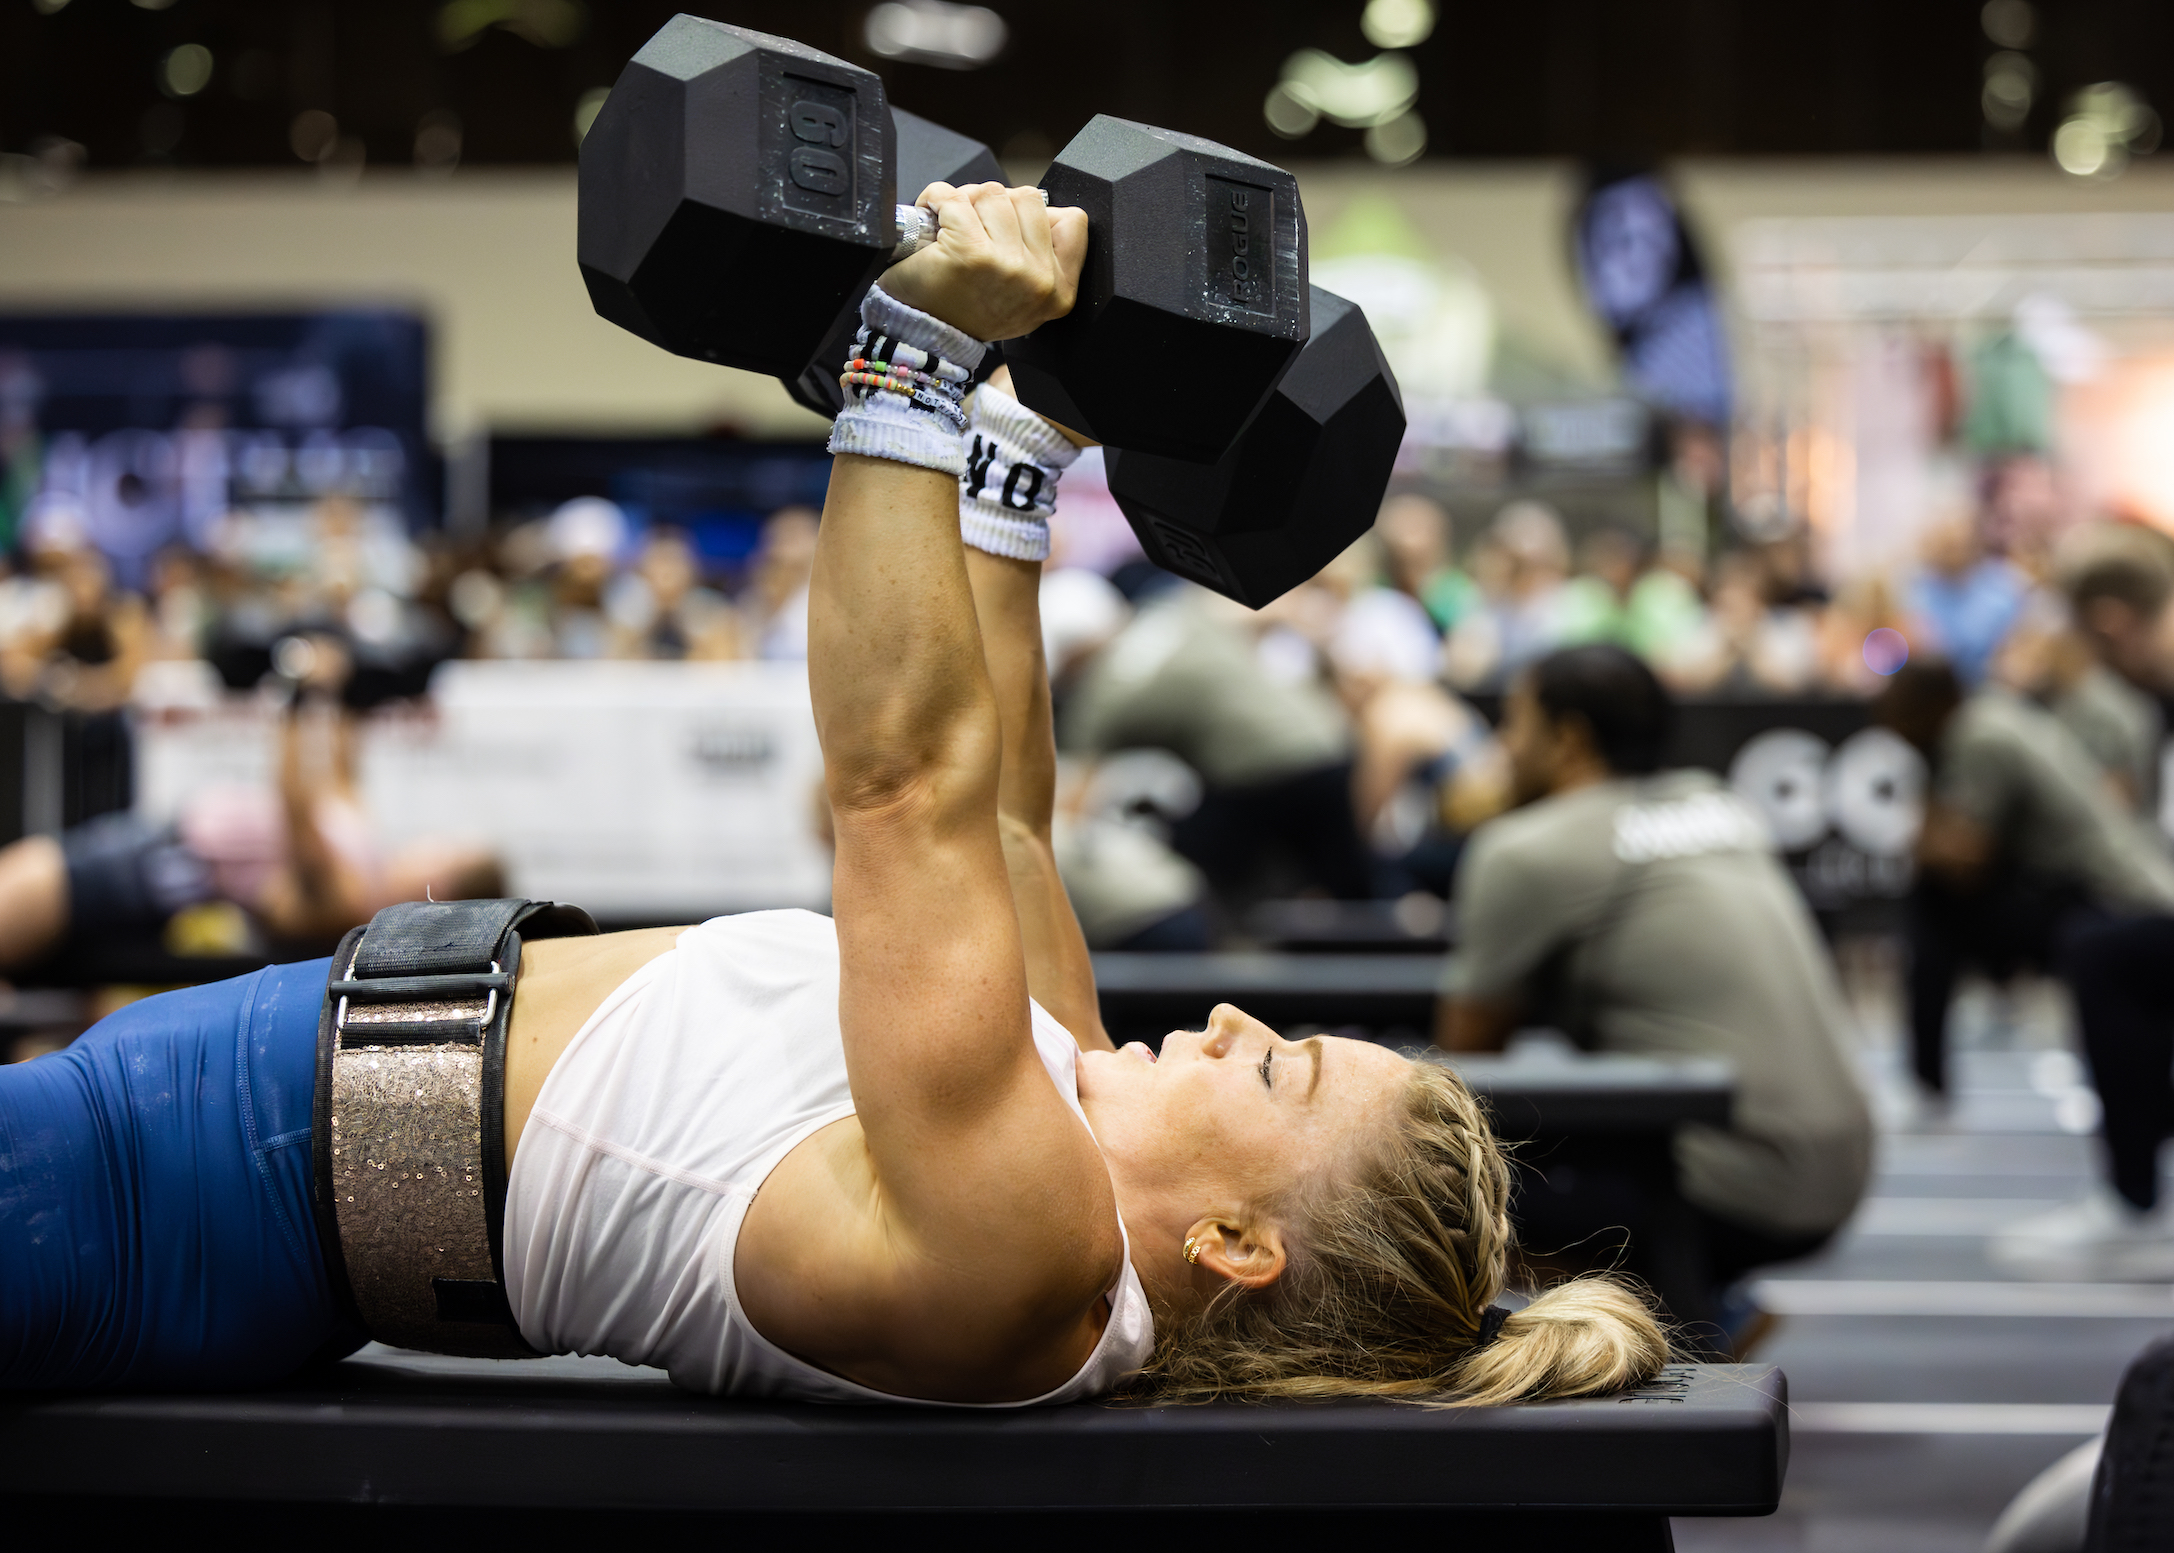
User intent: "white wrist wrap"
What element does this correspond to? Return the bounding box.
[857,284,987,376]
[959,384,1081,562]
[826,285,987,478]
[827,392,966,477]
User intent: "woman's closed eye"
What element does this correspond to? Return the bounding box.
[1259,1048,1274,1090]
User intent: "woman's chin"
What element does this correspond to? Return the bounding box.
[1077,1042,1154,1100]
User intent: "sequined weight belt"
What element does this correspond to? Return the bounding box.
[312,898,597,1359]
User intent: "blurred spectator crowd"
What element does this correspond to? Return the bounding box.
[3,470,2171,949]
[0,491,829,713]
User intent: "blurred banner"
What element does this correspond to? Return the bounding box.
[1571,171,1733,431]
[0,311,432,583]
[1730,211,2174,577]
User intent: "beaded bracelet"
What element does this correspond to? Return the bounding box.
[839,333,970,432]
[842,360,947,396]
[826,285,983,475]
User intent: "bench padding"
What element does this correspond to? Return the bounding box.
[0,1348,1786,1516]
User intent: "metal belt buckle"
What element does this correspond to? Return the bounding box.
[333,964,501,1045]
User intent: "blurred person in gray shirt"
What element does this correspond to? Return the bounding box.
[1436,645,1871,1347]
[1062,583,1372,906]
[2056,529,2169,813]
[1878,658,2174,1279]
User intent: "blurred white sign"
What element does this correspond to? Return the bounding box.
[134,659,832,919]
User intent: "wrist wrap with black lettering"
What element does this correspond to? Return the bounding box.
[959,383,1081,562]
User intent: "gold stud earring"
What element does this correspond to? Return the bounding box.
[1183,1237,1202,1265]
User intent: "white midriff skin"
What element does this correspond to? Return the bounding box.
[502,181,1411,1405]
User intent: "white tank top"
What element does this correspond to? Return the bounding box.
[503,909,1155,1404]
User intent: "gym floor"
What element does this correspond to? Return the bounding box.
[1675,966,2165,1551]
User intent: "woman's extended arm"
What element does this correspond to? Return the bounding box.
[744,184,1119,1401]
[966,547,1109,1050]
[961,369,1111,1051]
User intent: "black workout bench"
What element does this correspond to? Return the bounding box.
[0,1348,1786,1550]
[1432,1050,1736,1138]
[1093,950,1447,1043]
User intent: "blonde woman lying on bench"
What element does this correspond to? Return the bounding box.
[0,183,1663,1406]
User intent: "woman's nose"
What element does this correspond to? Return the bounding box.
[1201,1004,1246,1056]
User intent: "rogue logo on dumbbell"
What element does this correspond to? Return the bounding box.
[1141,516,1231,592]
[1205,179,1272,314]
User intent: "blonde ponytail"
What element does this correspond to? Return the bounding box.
[1450,1278,1671,1406]
[1132,1058,1669,1405]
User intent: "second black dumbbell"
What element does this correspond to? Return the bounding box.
[577,14,1309,464]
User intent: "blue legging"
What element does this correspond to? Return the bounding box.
[0,960,360,1389]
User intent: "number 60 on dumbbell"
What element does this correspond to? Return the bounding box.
[577,14,1405,607]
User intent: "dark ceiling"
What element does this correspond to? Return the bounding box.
[4,0,2170,172]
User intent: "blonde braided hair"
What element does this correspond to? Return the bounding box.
[1132,1058,1669,1405]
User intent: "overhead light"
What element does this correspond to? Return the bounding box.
[1364,109,1427,167]
[1275,49,1418,130]
[437,0,586,53]
[2053,82,2160,179]
[1981,0,2035,50]
[1981,52,2033,131]
[1263,84,1320,140]
[415,109,462,172]
[864,1,1007,71]
[160,44,214,99]
[290,109,339,163]
[2052,117,2115,178]
[1361,0,1435,51]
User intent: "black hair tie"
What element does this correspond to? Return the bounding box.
[1474,1304,1514,1350]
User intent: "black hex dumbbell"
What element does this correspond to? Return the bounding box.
[578,14,1307,465]
[1104,287,1406,608]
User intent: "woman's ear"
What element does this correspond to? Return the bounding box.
[1185,1215,1287,1291]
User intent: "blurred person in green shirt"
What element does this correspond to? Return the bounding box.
[1376,492,1481,633]
[1556,526,1705,662]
